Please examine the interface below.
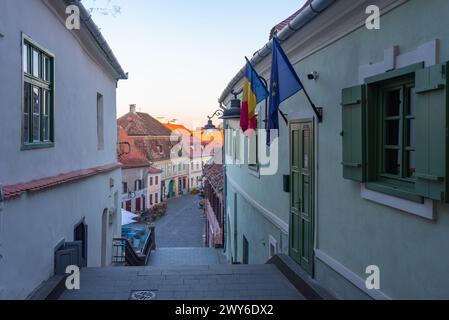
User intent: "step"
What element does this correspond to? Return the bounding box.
[59,263,305,300]
[267,254,336,300]
[27,275,67,300]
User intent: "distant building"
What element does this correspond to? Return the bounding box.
[117,126,150,213]
[189,138,205,191]
[204,164,224,248]
[118,105,186,200]
[0,0,127,299]
[148,167,163,207]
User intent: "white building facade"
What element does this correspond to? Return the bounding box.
[0,0,127,299]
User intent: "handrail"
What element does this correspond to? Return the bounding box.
[113,225,156,266]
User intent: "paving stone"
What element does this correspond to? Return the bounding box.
[153,195,205,248]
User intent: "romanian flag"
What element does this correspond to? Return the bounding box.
[240,57,269,134]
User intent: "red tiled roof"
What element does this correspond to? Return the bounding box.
[191,129,223,146]
[269,0,313,39]
[117,126,151,169]
[204,163,223,192]
[148,166,163,174]
[132,136,174,162]
[164,123,192,135]
[118,111,172,137]
[3,163,122,199]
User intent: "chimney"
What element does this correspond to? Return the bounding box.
[130,104,136,113]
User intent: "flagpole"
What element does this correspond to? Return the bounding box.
[272,36,323,123]
[301,84,323,122]
[259,76,288,126]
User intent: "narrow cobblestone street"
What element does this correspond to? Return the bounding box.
[149,195,226,266]
[155,194,205,248]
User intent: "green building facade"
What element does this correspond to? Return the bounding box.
[221,0,449,299]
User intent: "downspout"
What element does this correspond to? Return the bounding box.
[218,0,336,103]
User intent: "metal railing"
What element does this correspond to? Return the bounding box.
[113,225,156,266]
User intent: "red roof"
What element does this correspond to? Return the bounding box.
[3,163,121,199]
[164,123,192,135]
[204,163,224,192]
[132,136,174,162]
[148,166,163,174]
[117,126,151,169]
[118,111,172,136]
[269,0,313,39]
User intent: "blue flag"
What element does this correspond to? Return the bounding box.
[267,37,304,145]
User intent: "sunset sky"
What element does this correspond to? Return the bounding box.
[82,0,304,129]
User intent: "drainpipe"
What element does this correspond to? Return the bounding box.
[218,0,336,104]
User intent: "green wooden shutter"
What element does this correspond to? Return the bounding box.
[415,63,447,201]
[341,85,366,182]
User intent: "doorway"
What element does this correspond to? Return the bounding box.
[289,120,315,275]
[168,180,174,198]
[74,220,88,267]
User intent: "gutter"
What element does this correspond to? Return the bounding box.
[218,0,336,103]
[63,0,128,80]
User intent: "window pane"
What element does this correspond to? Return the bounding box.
[407,119,414,147]
[407,87,416,116]
[43,116,50,141]
[33,87,40,114]
[385,89,400,117]
[32,87,40,141]
[406,87,415,148]
[24,83,31,114]
[43,90,50,115]
[407,151,416,178]
[43,55,50,81]
[384,149,400,175]
[23,44,29,73]
[43,56,47,81]
[32,49,40,78]
[23,83,31,143]
[385,120,400,145]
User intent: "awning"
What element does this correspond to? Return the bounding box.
[121,209,139,226]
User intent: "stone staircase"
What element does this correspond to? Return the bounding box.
[59,261,304,300]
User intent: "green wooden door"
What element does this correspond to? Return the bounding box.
[289,121,314,275]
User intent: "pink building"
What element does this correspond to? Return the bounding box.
[203,164,224,248]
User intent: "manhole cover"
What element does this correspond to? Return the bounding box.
[129,290,157,300]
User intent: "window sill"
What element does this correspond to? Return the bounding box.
[361,184,436,220]
[365,182,423,204]
[21,142,54,150]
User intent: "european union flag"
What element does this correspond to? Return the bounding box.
[267,37,304,145]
